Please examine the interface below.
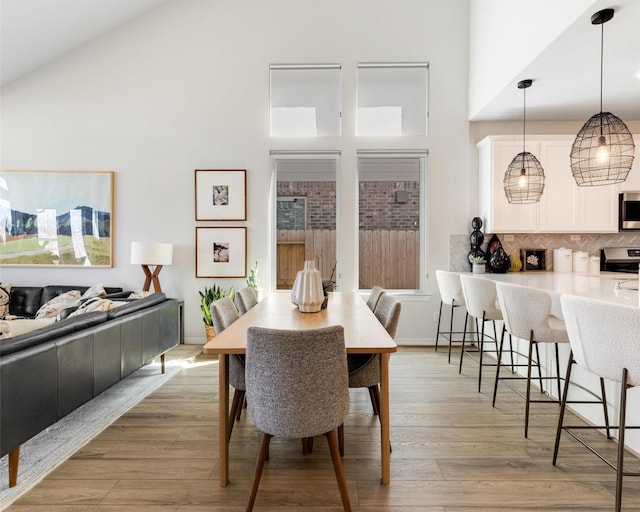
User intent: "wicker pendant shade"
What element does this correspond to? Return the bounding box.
[504,79,544,204]
[571,113,635,186]
[570,8,635,186]
[504,152,545,204]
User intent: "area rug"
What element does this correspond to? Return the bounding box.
[0,358,186,509]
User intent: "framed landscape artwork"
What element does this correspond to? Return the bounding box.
[0,170,114,267]
[195,227,247,278]
[195,169,246,221]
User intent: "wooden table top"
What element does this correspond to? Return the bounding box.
[202,291,398,355]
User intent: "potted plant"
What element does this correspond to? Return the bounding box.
[246,260,261,299]
[199,284,234,341]
[471,255,487,274]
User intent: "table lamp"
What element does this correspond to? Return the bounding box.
[130,241,174,292]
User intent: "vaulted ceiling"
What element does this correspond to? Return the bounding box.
[1,0,638,123]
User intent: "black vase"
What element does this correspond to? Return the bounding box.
[486,234,510,273]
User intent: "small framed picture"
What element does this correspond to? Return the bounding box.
[521,249,546,272]
[196,227,247,277]
[194,169,246,221]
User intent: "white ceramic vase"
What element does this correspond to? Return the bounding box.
[291,260,324,313]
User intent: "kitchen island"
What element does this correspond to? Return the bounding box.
[461,270,640,454]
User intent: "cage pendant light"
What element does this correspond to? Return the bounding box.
[504,79,545,204]
[570,8,635,186]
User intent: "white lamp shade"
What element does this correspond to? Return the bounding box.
[130,241,173,266]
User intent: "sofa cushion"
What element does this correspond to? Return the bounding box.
[9,287,44,318]
[0,311,108,357]
[35,290,81,319]
[0,283,11,318]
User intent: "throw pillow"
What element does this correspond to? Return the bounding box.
[81,283,106,299]
[35,290,81,319]
[67,297,127,317]
[128,291,154,299]
[0,283,11,318]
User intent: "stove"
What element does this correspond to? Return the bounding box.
[600,247,640,273]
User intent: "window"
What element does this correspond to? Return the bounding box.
[270,65,341,137]
[272,152,339,289]
[356,63,429,136]
[358,152,426,290]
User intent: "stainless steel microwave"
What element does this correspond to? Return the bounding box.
[619,192,640,230]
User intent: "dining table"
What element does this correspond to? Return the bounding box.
[202,290,398,487]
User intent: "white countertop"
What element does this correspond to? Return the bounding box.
[467,271,640,309]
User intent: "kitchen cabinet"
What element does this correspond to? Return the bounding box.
[477,137,539,233]
[478,135,619,233]
[619,136,640,192]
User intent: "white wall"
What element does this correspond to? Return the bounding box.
[0,0,472,344]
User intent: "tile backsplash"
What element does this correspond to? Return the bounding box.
[449,232,640,272]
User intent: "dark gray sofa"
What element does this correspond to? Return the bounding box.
[0,285,180,488]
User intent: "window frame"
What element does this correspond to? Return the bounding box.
[356,150,428,293]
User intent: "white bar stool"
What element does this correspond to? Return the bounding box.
[459,275,507,392]
[494,281,568,437]
[435,270,469,363]
[555,295,638,512]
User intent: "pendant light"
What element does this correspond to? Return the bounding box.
[504,79,545,204]
[570,8,635,186]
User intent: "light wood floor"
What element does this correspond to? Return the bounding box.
[7,345,640,511]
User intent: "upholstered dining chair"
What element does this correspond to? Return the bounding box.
[245,325,351,512]
[342,294,400,455]
[366,286,385,311]
[494,281,569,438]
[210,296,244,440]
[235,286,258,315]
[459,274,507,392]
[555,295,639,512]
[348,294,401,415]
[435,270,469,363]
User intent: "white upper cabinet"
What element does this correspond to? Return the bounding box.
[478,137,539,233]
[619,136,640,192]
[478,135,620,234]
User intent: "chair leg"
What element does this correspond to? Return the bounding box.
[447,302,455,363]
[525,332,535,438]
[325,430,352,512]
[458,314,469,374]
[478,314,486,393]
[338,424,345,457]
[492,325,506,407]
[435,301,444,352]
[600,377,611,439]
[228,389,245,442]
[368,386,380,416]
[246,432,272,512]
[533,341,544,394]
[554,343,562,402]
[615,368,629,512]
[553,352,574,465]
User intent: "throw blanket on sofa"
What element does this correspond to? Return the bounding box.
[0,318,55,339]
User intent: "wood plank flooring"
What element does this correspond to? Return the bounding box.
[7,345,640,511]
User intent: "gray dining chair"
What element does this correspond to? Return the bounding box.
[210,296,244,440]
[366,286,385,311]
[245,325,351,512]
[343,294,400,454]
[235,286,258,315]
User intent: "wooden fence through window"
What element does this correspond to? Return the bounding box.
[276,229,419,290]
